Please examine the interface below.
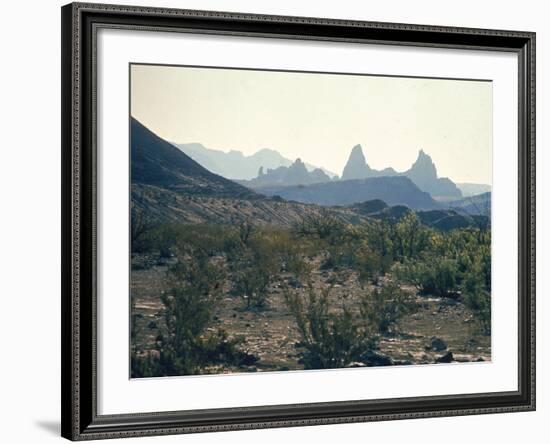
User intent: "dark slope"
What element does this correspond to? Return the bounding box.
[131,118,256,199]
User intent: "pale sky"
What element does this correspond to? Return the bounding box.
[130,64,492,184]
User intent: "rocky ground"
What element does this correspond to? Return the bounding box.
[131,256,490,375]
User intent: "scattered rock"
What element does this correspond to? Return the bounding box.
[436,352,453,363]
[240,353,258,366]
[362,351,394,367]
[429,336,447,352]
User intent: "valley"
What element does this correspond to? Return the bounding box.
[129,118,492,378]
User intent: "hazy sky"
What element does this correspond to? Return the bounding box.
[131,64,492,184]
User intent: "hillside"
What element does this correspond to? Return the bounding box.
[447,192,491,216]
[456,183,492,197]
[350,199,488,231]
[132,183,365,227]
[256,176,440,210]
[131,118,256,199]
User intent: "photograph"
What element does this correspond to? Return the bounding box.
[129,64,493,378]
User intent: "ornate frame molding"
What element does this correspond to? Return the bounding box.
[61,2,535,440]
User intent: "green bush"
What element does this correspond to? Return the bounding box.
[355,245,393,286]
[360,282,418,333]
[284,287,376,369]
[393,213,431,261]
[131,249,252,377]
[462,260,491,335]
[231,235,279,309]
[292,210,348,245]
[397,256,460,298]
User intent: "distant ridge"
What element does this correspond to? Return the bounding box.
[340,145,462,200]
[131,118,256,199]
[239,158,332,188]
[456,183,492,197]
[175,142,337,180]
[256,176,440,210]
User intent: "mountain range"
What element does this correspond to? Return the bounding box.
[256,176,439,209]
[341,145,462,200]
[174,142,337,180]
[174,139,490,202]
[350,200,489,231]
[238,158,333,188]
[131,118,256,199]
[132,119,490,226]
[131,118,364,226]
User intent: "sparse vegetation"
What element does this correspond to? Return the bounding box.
[360,282,418,334]
[283,286,377,369]
[131,208,491,376]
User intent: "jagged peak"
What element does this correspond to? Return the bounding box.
[416,149,431,160]
[341,144,371,180]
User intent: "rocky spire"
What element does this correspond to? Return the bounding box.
[407,149,438,182]
[341,144,372,180]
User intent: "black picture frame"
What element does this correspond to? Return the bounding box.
[61,2,536,440]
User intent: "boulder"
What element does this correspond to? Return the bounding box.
[436,352,454,363]
[361,351,394,367]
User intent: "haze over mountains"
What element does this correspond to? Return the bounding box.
[340,145,461,200]
[174,142,337,180]
[257,176,439,209]
[175,141,489,202]
[132,118,490,225]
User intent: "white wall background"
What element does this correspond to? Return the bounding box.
[0,0,545,443]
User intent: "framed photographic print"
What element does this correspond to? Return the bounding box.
[61,2,536,440]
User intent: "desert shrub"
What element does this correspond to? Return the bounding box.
[131,206,157,253]
[461,248,491,335]
[360,282,418,333]
[355,245,393,286]
[362,220,395,259]
[260,228,312,279]
[393,213,432,261]
[321,243,356,270]
[174,224,241,257]
[231,236,279,309]
[131,249,251,377]
[396,256,460,297]
[284,287,376,369]
[293,210,347,245]
[150,224,180,258]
